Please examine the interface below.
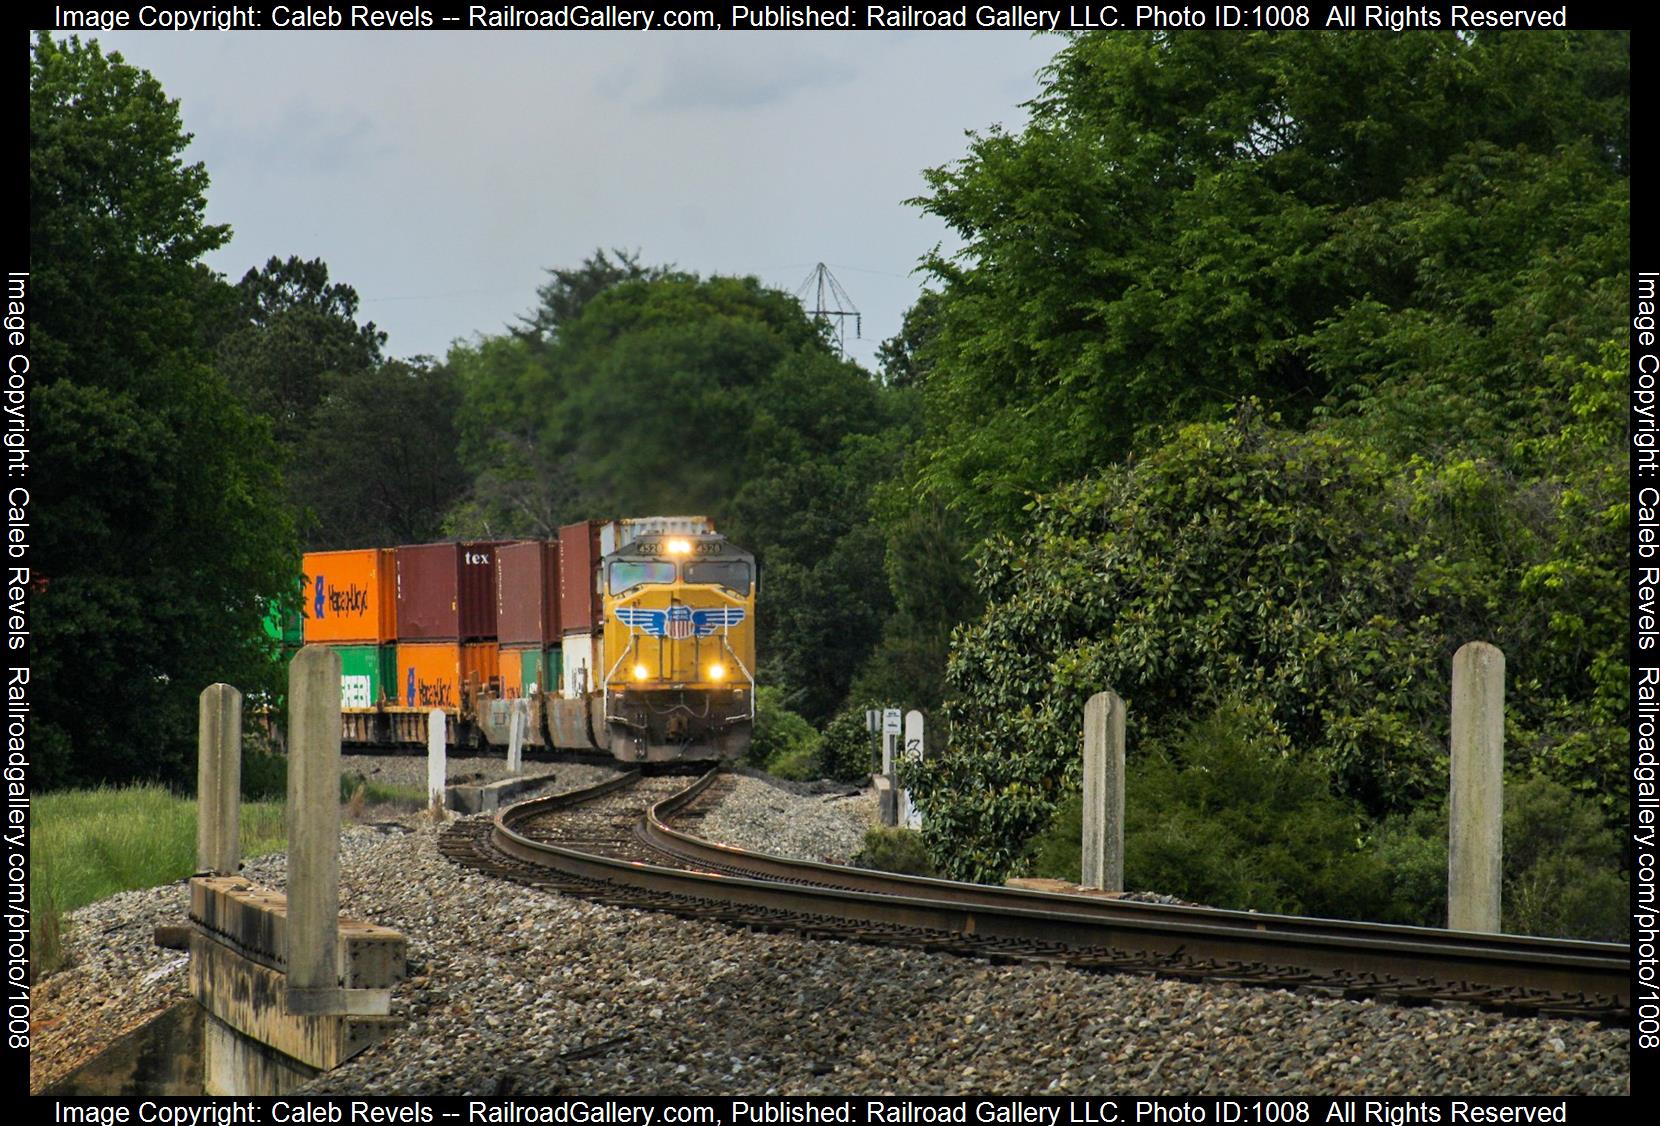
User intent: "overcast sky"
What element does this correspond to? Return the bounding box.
[80,31,1063,371]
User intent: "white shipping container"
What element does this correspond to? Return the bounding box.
[561,633,604,698]
[341,674,373,709]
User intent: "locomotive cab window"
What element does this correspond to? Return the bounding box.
[684,560,752,594]
[609,560,677,594]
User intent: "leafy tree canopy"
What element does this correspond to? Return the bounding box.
[452,266,905,720]
[909,30,1628,531]
[213,255,385,449]
[31,34,296,787]
[293,357,470,549]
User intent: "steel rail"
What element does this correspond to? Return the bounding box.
[640,775,1627,988]
[466,769,1629,1020]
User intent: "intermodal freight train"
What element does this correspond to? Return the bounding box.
[274,517,756,763]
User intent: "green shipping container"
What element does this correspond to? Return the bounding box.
[503,646,561,698]
[337,644,397,709]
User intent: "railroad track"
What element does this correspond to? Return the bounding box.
[438,769,1630,1023]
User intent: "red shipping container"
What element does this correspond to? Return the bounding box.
[558,521,603,633]
[497,540,561,646]
[396,541,511,641]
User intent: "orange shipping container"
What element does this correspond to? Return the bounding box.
[499,653,524,700]
[394,642,500,712]
[303,549,397,644]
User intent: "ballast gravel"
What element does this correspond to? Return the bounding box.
[30,761,1629,1096]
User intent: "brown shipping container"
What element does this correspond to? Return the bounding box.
[558,521,603,632]
[302,549,397,644]
[497,540,561,645]
[395,641,500,711]
[396,541,509,641]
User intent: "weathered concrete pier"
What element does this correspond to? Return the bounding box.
[187,647,408,1094]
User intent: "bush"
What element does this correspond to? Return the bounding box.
[917,400,1627,882]
[1371,805,1448,928]
[1024,700,1395,920]
[1504,776,1627,940]
[749,686,824,778]
[818,702,885,783]
[1368,776,1627,940]
[853,826,937,877]
[242,747,287,801]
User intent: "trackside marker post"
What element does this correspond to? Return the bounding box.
[197,683,243,876]
[287,646,342,1011]
[1081,690,1125,892]
[1449,641,1504,933]
[508,698,527,774]
[901,709,925,830]
[427,708,447,813]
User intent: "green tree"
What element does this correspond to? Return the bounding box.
[292,358,470,548]
[875,290,944,389]
[213,255,385,449]
[915,406,1625,881]
[452,267,908,721]
[909,31,1628,532]
[31,34,296,787]
[516,247,671,348]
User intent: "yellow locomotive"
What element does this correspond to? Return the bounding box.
[599,531,756,761]
[303,517,755,765]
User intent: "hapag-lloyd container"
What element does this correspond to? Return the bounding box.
[396,542,511,641]
[497,541,560,646]
[394,642,500,712]
[302,549,396,644]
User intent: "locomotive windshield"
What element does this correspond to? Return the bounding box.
[684,560,752,594]
[609,560,677,594]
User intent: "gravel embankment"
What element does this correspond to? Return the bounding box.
[31,762,1629,1096]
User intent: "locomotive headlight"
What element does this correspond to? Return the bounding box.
[633,663,650,681]
[666,538,692,555]
[708,662,726,682]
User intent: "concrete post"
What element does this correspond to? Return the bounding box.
[1081,690,1126,892]
[286,647,341,1010]
[427,709,447,812]
[874,774,897,828]
[901,710,925,830]
[196,683,243,876]
[1449,641,1504,933]
[507,699,526,775]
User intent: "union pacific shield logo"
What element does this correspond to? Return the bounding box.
[616,607,745,637]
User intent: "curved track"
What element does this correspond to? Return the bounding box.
[439,770,1629,1022]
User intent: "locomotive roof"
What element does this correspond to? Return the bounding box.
[605,530,753,562]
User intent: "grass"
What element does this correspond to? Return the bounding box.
[340,772,429,812]
[29,785,288,980]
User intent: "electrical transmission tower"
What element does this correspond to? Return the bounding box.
[794,263,860,357]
